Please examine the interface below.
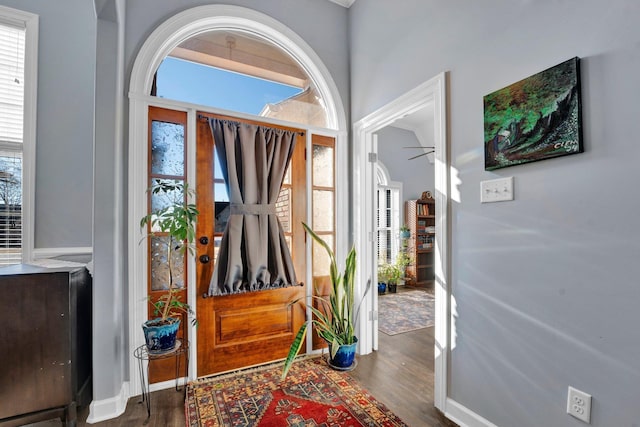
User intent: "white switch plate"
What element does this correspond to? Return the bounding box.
[567,386,592,423]
[480,176,514,203]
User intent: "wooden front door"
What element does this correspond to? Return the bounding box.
[195,112,307,377]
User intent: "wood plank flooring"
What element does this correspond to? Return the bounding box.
[19,288,456,427]
[350,325,456,426]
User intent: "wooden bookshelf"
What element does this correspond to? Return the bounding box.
[405,198,435,288]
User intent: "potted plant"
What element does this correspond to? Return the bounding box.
[395,250,413,286]
[378,262,403,293]
[139,179,199,353]
[282,223,371,379]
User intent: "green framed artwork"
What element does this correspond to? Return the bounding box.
[484,57,583,170]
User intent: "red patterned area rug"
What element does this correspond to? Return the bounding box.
[185,357,408,426]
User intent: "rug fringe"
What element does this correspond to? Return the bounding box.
[189,353,325,385]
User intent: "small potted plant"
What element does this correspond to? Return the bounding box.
[400,224,411,239]
[377,262,390,294]
[139,179,199,353]
[282,223,371,379]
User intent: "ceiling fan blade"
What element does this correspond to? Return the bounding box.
[402,146,435,149]
[408,150,434,160]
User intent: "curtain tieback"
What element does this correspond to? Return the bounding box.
[230,203,276,215]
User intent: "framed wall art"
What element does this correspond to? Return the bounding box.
[484,57,583,171]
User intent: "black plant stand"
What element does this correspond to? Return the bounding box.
[133,339,189,419]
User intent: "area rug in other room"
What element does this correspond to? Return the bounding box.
[378,290,435,335]
[185,357,408,426]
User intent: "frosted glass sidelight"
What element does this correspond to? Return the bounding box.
[313,190,334,232]
[149,179,184,233]
[312,234,333,278]
[151,121,185,176]
[312,145,333,187]
[150,235,185,291]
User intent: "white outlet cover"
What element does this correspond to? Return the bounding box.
[567,386,592,423]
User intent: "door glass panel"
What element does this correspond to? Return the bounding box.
[213,236,222,263]
[214,201,230,233]
[283,164,291,185]
[276,187,291,233]
[312,190,333,232]
[312,145,333,187]
[151,121,184,176]
[213,151,225,180]
[213,149,230,233]
[214,182,229,202]
[150,235,185,291]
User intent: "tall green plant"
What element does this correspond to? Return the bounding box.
[140,179,199,325]
[281,222,370,379]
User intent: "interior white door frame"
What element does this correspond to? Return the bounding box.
[352,72,449,411]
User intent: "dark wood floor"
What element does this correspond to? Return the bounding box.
[22,287,456,427]
[350,323,455,426]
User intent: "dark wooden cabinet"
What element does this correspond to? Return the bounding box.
[405,198,435,288]
[0,264,92,427]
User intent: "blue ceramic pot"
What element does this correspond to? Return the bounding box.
[378,282,387,294]
[401,230,411,239]
[142,317,180,353]
[329,337,358,369]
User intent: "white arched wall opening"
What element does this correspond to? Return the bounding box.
[127,4,348,397]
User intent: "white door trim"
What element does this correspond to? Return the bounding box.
[352,72,450,411]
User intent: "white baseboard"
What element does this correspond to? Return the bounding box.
[85,381,129,424]
[147,377,188,393]
[445,397,500,427]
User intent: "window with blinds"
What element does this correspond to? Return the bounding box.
[0,21,24,265]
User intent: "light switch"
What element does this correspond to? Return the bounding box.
[480,176,514,203]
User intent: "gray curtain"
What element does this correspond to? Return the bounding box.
[207,118,299,295]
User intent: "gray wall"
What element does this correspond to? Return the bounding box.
[351,1,640,426]
[0,0,95,248]
[376,126,434,201]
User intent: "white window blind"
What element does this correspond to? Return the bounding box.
[0,22,24,145]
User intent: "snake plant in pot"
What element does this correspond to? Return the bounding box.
[282,223,371,379]
[139,179,199,354]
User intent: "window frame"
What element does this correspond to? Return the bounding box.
[0,6,38,264]
[375,162,402,266]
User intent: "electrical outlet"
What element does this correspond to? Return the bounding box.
[567,386,591,423]
[480,176,514,203]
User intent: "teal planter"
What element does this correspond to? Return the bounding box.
[142,317,180,353]
[329,337,358,369]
